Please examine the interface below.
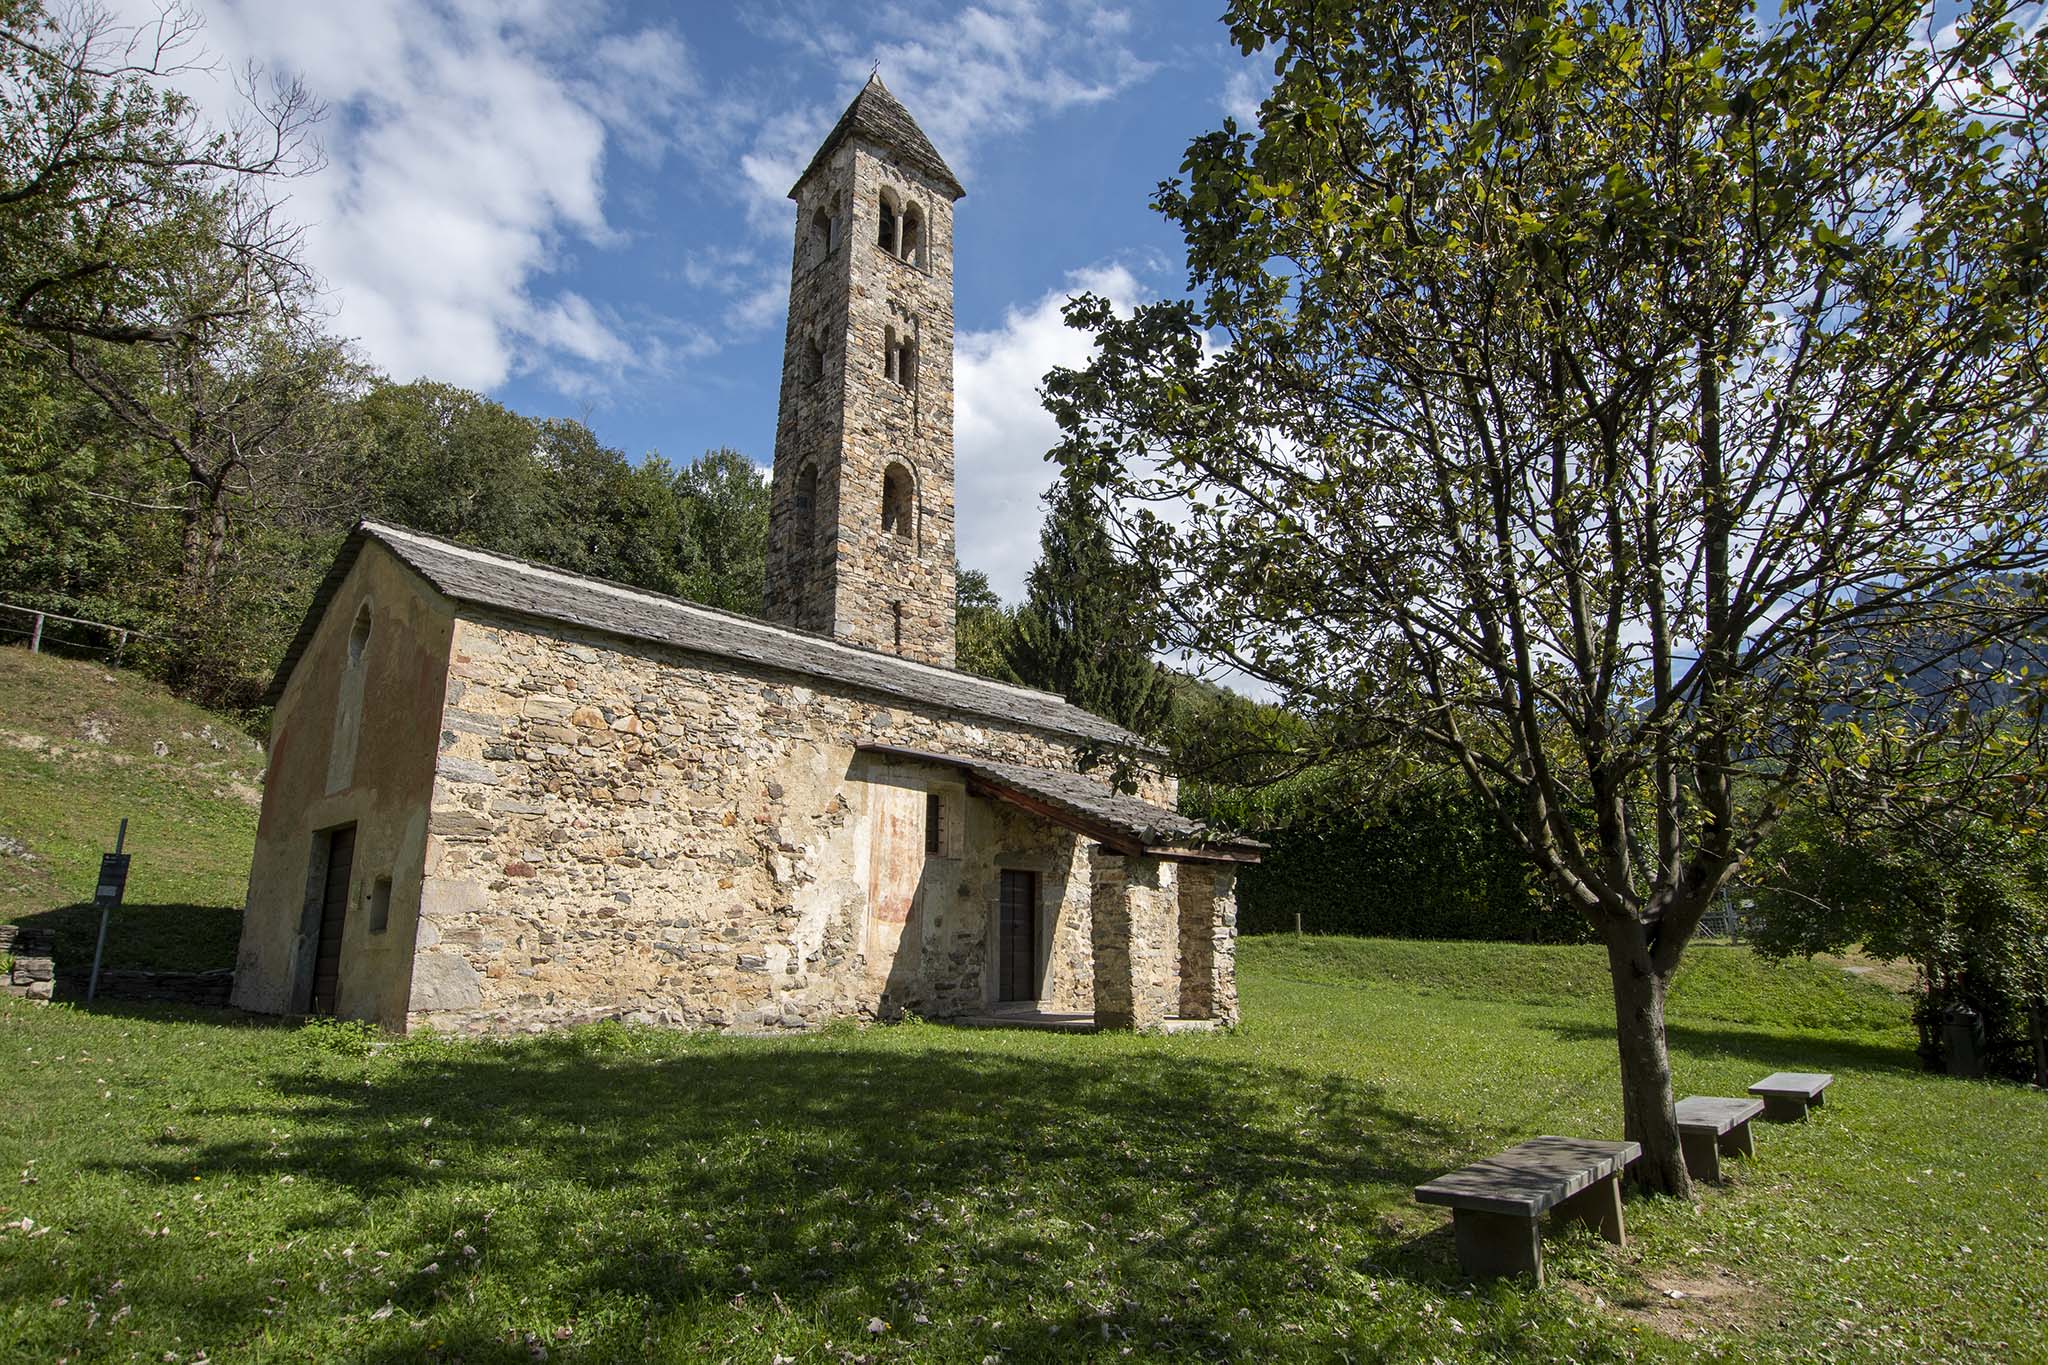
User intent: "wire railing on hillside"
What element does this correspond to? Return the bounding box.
[0,601,145,663]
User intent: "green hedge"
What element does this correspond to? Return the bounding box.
[1200,784,1588,944]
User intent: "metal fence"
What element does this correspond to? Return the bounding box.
[1695,890,1762,944]
[0,601,143,662]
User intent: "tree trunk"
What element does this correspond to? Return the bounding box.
[1600,916,1692,1198]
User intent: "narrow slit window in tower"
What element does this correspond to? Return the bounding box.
[805,333,825,385]
[899,337,917,390]
[793,464,818,572]
[883,325,898,383]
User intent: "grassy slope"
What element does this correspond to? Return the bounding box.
[0,648,256,971]
[3,938,2043,1363]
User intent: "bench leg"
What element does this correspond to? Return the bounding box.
[1680,1129,1723,1183]
[1551,1172,1627,1247]
[1450,1208,1545,1287]
[1719,1120,1754,1159]
[1759,1094,1809,1122]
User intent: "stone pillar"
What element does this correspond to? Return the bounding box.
[1091,849,1177,1030]
[1210,865,1240,1027]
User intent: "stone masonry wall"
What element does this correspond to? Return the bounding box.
[764,137,958,667]
[1090,852,1182,1030]
[410,614,1156,1033]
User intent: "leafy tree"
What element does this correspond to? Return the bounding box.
[55,294,366,607]
[954,566,1018,682]
[0,338,136,620]
[1005,479,1175,738]
[1,0,317,349]
[1047,0,2048,1192]
[1753,792,2048,1084]
[351,380,551,549]
[673,448,770,615]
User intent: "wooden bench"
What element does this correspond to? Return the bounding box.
[1748,1071,1834,1122]
[1674,1096,1764,1182]
[1414,1136,1639,1286]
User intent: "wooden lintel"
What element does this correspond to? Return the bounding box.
[1143,843,1264,866]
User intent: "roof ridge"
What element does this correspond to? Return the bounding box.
[353,519,1118,721]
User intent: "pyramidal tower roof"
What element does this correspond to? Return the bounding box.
[791,73,965,200]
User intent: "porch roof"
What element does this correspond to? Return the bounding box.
[857,744,1264,864]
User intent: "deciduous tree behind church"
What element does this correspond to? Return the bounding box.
[1048,0,2048,1193]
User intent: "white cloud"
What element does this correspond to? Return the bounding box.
[954,263,1144,601]
[1222,46,1278,127]
[1222,67,1269,126]
[119,0,698,394]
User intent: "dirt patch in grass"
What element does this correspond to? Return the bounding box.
[1599,1266,1768,1344]
[1815,949,1917,995]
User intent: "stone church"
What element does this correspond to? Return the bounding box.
[231,77,1257,1035]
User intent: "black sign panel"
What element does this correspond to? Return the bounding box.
[95,853,130,908]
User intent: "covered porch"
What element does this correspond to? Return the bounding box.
[858,744,1263,1031]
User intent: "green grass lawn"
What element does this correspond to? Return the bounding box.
[0,649,256,971]
[3,938,2042,1363]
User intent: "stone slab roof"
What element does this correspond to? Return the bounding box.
[793,74,965,200]
[859,743,1263,864]
[271,521,1144,751]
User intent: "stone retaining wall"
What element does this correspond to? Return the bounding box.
[0,924,54,1001]
[56,967,236,1007]
[1,924,236,1008]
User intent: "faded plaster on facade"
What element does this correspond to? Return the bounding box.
[233,543,452,1029]
[407,614,1134,1033]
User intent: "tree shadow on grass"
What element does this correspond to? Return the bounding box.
[55,1028,1514,1361]
[8,900,241,974]
[1539,1017,1923,1076]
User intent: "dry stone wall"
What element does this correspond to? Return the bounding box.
[411,614,1155,1034]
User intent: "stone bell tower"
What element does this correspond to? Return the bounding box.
[762,75,963,668]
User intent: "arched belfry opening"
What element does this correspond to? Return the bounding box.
[878,190,899,256]
[809,207,832,267]
[764,73,963,667]
[900,203,924,268]
[881,463,915,540]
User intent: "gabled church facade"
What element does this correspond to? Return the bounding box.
[232,78,1255,1035]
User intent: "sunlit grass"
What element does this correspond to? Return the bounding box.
[2,937,2041,1362]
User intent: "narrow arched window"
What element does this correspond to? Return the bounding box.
[881,463,914,538]
[793,464,818,568]
[347,602,372,667]
[899,337,917,390]
[900,204,924,268]
[877,193,898,255]
[809,207,831,267]
[805,333,825,385]
[883,324,899,383]
[328,601,373,794]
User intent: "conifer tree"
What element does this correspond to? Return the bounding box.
[1005,479,1175,738]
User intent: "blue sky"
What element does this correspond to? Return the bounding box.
[149,1,1272,600]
